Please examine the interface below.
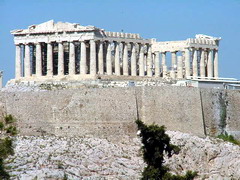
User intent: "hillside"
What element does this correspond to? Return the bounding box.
[6,131,240,179]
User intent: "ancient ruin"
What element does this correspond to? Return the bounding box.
[11,20,220,82]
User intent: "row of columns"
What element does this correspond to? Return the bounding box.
[157,48,219,79]
[15,41,218,79]
[15,41,154,79]
[186,48,218,78]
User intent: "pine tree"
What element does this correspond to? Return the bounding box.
[136,119,197,180]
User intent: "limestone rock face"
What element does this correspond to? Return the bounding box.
[6,131,240,179]
[166,131,240,180]
[6,136,144,180]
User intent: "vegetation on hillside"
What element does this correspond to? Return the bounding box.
[136,119,197,180]
[0,114,17,179]
[217,132,240,146]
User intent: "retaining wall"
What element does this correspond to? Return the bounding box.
[0,86,240,139]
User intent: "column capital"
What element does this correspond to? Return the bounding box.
[98,40,103,44]
[194,48,200,52]
[90,39,96,43]
[80,41,86,45]
[146,43,151,47]
[106,40,113,44]
[199,48,206,51]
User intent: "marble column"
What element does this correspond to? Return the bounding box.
[80,41,87,74]
[98,41,104,75]
[15,44,22,79]
[114,42,120,75]
[171,51,177,70]
[200,49,205,78]
[24,44,31,77]
[192,48,198,77]
[90,40,96,75]
[58,42,64,76]
[147,45,153,77]
[123,42,128,76]
[155,52,160,77]
[106,41,112,75]
[139,44,145,76]
[161,52,167,78]
[47,43,53,76]
[69,42,75,76]
[207,49,213,78]
[36,43,42,77]
[185,48,190,77]
[214,49,219,79]
[131,43,137,76]
[177,56,183,79]
[170,70,176,79]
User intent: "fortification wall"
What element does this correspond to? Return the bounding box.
[224,90,240,138]
[0,93,6,121]
[0,86,240,139]
[139,86,205,137]
[3,88,138,139]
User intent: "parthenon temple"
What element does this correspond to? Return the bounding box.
[11,20,221,81]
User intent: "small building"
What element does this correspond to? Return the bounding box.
[225,84,240,90]
[184,77,240,89]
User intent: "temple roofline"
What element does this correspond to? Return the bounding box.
[11,20,102,35]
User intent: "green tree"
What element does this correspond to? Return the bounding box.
[136,119,197,180]
[0,114,17,180]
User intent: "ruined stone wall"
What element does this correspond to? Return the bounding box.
[0,86,240,139]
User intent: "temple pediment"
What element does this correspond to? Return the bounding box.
[11,20,100,35]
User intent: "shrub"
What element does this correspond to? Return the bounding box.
[5,126,17,136]
[136,119,197,180]
[0,137,13,180]
[0,114,17,179]
[63,173,68,180]
[0,122,4,130]
[217,132,240,146]
[0,137,14,159]
[4,115,15,124]
[0,158,10,180]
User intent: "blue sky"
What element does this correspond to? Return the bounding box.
[0,0,240,85]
